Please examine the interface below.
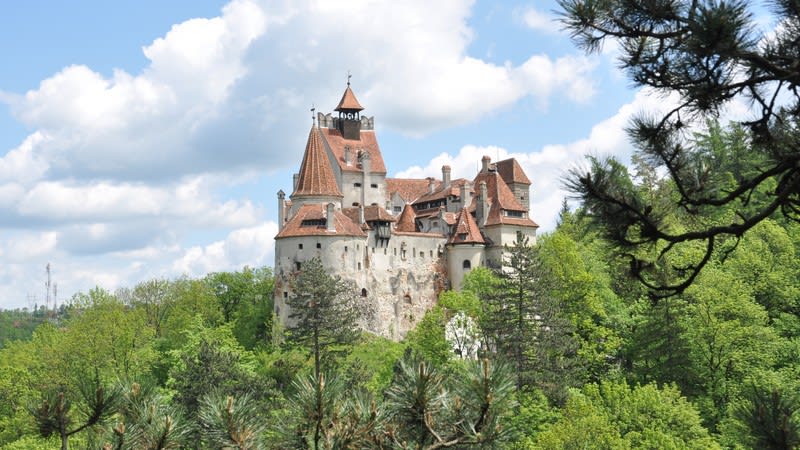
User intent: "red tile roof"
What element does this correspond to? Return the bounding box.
[448,208,485,244]
[495,158,531,185]
[364,205,396,222]
[320,128,387,174]
[293,126,343,198]
[276,204,366,238]
[335,85,364,112]
[386,178,438,203]
[414,178,471,204]
[472,171,538,228]
[394,204,417,232]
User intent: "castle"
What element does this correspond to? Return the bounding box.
[274,84,538,340]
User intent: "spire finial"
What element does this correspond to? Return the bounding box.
[311,104,316,126]
[347,70,351,86]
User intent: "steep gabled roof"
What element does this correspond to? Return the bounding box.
[293,126,343,198]
[495,158,531,185]
[448,208,485,244]
[276,204,366,238]
[335,85,364,112]
[472,170,538,228]
[320,128,387,174]
[394,204,417,232]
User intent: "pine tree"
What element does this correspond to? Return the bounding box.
[285,257,360,379]
[560,0,800,296]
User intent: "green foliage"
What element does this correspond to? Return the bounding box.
[167,321,272,419]
[534,380,720,449]
[343,334,406,393]
[199,392,265,450]
[481,233,582,400]
[107,382,189,450]
[384,354,517,448]
[0,309,47,349]
[725,376,800,450]
[561,0,800,296]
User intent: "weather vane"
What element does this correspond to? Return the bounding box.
[311,104,316,125]
[347,70,351,86]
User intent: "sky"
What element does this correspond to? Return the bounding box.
[0,0,764,309]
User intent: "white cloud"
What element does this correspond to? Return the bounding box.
[172,222,278,276]
[0,0,606,308]
[396,88,681,231]
[521,7,561,34]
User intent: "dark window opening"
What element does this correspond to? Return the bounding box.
[301,219,326,227]
[295,262,302,271]
[370,183,378,188]
[283,292,288,299]
[463,260,472,270]
[298,243,303,249]
[354,182,362,187]
[358,262,362,270]
[361,288,368,297]
[316,243,321,249]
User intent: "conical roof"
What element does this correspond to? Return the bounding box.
[448,208,485,244]
[292,126,343,198]
[335,85,364,112]
[395,204,417,232]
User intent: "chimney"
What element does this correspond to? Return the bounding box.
[359,204,365,224]
[344,145,352,166]
[442,165,451,187]
[277,190,286,231]
[481,155,491,173]
[427,177,436,194]
[460,181,472,207]
[293,173,299,191]
[326,203,336,232]
[476,181,488,226]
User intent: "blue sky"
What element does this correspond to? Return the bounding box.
[0,0,680,309]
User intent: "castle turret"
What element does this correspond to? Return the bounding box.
[335,82,364,140]
[277,190,286,231]
[290,124,343,213]
[447,208,485,289]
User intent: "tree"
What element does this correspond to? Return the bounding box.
[726,376,800,450]
[30,376,121,450]
[106,382,188,450]
[198,392,265,450]
[285,257,360,379]
[481,233,581,398]
[535,380,720,449]
[560,0,800,296]
[383,354,516,449]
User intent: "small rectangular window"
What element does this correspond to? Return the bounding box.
[298,243,303,249]
[316,243,321,249]
[370,183,378,188]
[283,292,288,299]
[354,182,362,187]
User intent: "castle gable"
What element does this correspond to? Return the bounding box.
[320,128,387,175]
[495,158,532,186]
[448,208,485,244]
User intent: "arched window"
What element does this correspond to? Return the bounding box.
[462,260,472,270]
[361,288,368,297]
